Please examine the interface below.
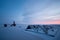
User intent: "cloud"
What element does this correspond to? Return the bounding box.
[1,0,60,24]
[22,0,60,24]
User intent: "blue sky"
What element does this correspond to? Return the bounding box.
[0,0,60,24]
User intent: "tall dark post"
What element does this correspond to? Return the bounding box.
[12,21,16,26]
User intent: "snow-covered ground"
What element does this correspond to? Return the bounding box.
[0,24,60,40]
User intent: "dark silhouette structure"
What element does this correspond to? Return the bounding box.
[26,25,39,32]
[11,21,16,26]
[4,24,7,27]
[26,25,31,29]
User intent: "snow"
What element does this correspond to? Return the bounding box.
[0,24,60,40]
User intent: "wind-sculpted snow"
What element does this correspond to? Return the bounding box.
[0,24,60,40]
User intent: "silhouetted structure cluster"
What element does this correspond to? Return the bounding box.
[4,21,16,27]
[11,21,16,26]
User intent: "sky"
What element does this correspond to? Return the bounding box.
[0,0,60,24]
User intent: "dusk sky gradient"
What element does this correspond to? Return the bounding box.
[0,0,60,24]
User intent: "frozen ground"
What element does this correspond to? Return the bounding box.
[0,24,60,40]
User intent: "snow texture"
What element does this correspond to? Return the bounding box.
[0,24,60,40]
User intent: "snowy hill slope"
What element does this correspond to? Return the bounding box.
[0,24,60,40]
